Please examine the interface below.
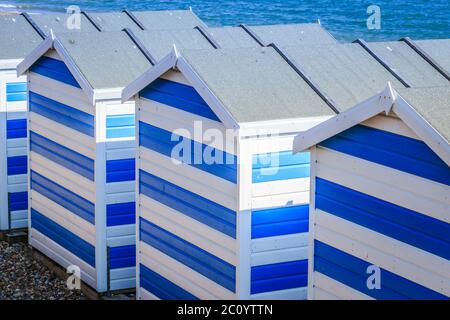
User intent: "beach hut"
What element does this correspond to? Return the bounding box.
[122,46,342,300]
[293,85,450,300]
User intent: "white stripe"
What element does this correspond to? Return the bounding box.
[5,101,26,113]
[6,111,26,120]
[250,287,307,300]
[10,219,27,229]
[251,233,308,253]
[139,287,160,300]
[361,115,419,139]
[316,147,450,223]
[106,147,136,161]
[251,246,308,267]
[7,138,27,148]
[252,178,310,197]
[110,278,136,291]
[106,191,135,205]
[252,191,309,209]
[313,287,340,300]
[140,195,236,265]
[29,72,93,115]
[314,272,373,300]
[10,210,27,221]
[106,139,135,150]
[102,101,135,116]
[7,174,27,185]
[247,135,298,154]
[30,112,95,159]
[30,151,95,203]
[107,224,135,238]
[31,190,96,246]
[6,146,26,157]
[139,98,235,155]
[106,181,135,194]
[110,267,136,280]
[107,235,135,247]
[315,209,450,296]
[7,183,27,193]
[140,146,237,211]
[30,229,97,289]
[140,241,236,300]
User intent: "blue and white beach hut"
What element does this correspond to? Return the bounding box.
[293,85,450,300]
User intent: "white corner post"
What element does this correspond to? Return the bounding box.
[0,73,7,230]
[134,95,142,299]
[94,102,108,292]
[307,146,317,300]
[235,134,252,299]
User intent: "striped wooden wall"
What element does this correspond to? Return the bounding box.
[309,114,450,300]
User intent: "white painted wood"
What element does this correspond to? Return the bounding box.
[250,287,308,300]
[251,178,309,197]
[251,191,309,209]
[140,288,160,300]
[106,191,135,205]
[361,114,420,139]
[307,147,317,300]
[251,246,308,267]
[16,37,53,77]
[314,272,373,300]
[251,233,308,253]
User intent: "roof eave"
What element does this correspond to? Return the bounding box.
[0,59,23,71]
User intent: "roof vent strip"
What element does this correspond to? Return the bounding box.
[239,24,266,47]
[123,9,146,31]
[269,42,341,114]
[123,28,157,65]
[81,11,102,32]
[353,39,412,88]
[400,37,450,82]
[21,12,46,39]
[194,25,221,49]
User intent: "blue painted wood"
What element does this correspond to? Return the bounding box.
[106,202,135,227]
[7,155,27,176]
[30,131,94,181]
[252,151,310,183]
[31,171,95,224]
[314,240,448,300]
[319,125,450,185]
[31,209,95,267]
[139,121,237,183]
[30,56,81,88]
[140,217,236,292]
[6,119,27,139]
[9,192,28,212]
[251,205,309,239]
[140,78,220,122]
[6,82,27,102]
[109,245,136,269]
[106,158,135,183]
[29,91,94,137]
[106,114,135,139]
[251,259,308,294]
[140,170,236,238]
[315,178,450,260]
[140,264,198,300]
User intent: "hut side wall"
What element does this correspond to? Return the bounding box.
[0,69,28,231]
[137,71,238,300]
[309,114,450,300]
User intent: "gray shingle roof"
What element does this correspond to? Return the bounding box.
[57,31,152,89]
[208,26,261,48]
[30,13,100,35]
[131,10,206,30]
[180,47,335,123]
[88,12,143,32]
[283,43,405,112]
[0,15,43,61]
[396,86,450,143]
[415,39,450,74]
[366,41,449,87]
[250,23,337,46]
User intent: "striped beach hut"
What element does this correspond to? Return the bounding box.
[293,84,450,300]
[122,46,342,300]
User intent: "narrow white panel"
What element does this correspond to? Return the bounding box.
[106,148,136,160]
[140,195,236,265]
[6,111,26,120]
[250,287,307,300]
[110,267,136,280]
[361,115,419,139]
[314,272,373,300]
[251,246,308,267]
[107,235,135,247]
[252,191,309,209]
[140,241,236,300]
[110,278,136,291]
[8,183,27,193]
[252,178,310,197]
[5,102,27,113]
[107,224,135,238]
[313,288,340,300]
[251,233,308,253]
[106,191,135,205]
[10,219,27,229]
[7,138,27,148]
[7,174,27,185]
[105,181,135,194]
[7,146,27,157]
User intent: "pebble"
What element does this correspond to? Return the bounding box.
[0,240,86,300]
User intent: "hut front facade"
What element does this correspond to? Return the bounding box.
[294,85,450,300]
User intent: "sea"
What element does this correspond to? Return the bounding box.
[0,0,449,41]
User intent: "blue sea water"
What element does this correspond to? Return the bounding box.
[1,0,449,41]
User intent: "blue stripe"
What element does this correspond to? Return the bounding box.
[29,91,94,137]
[140,78,220,122]
[9,192,28,212]
[315,177,450,260]
[31,209,95,267]
[30,56,81,88]
[140,170,236,238]
[252,151,310,183]
[106,114,135,139]
[251,260,308,294]
[140,218,236,292]
[107,202,135,227]
[106,158,135,183]
[139,121,237,183]
[251,205,309,239]
[6,119,27,139]
[140,264,198,300]
[6,82,27,102]
[109,245,136,269]
[319,125,450,185]
[30,131,94,181]
[7,155,27,176]
[31,171,95,224]
[315,240,448,300]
